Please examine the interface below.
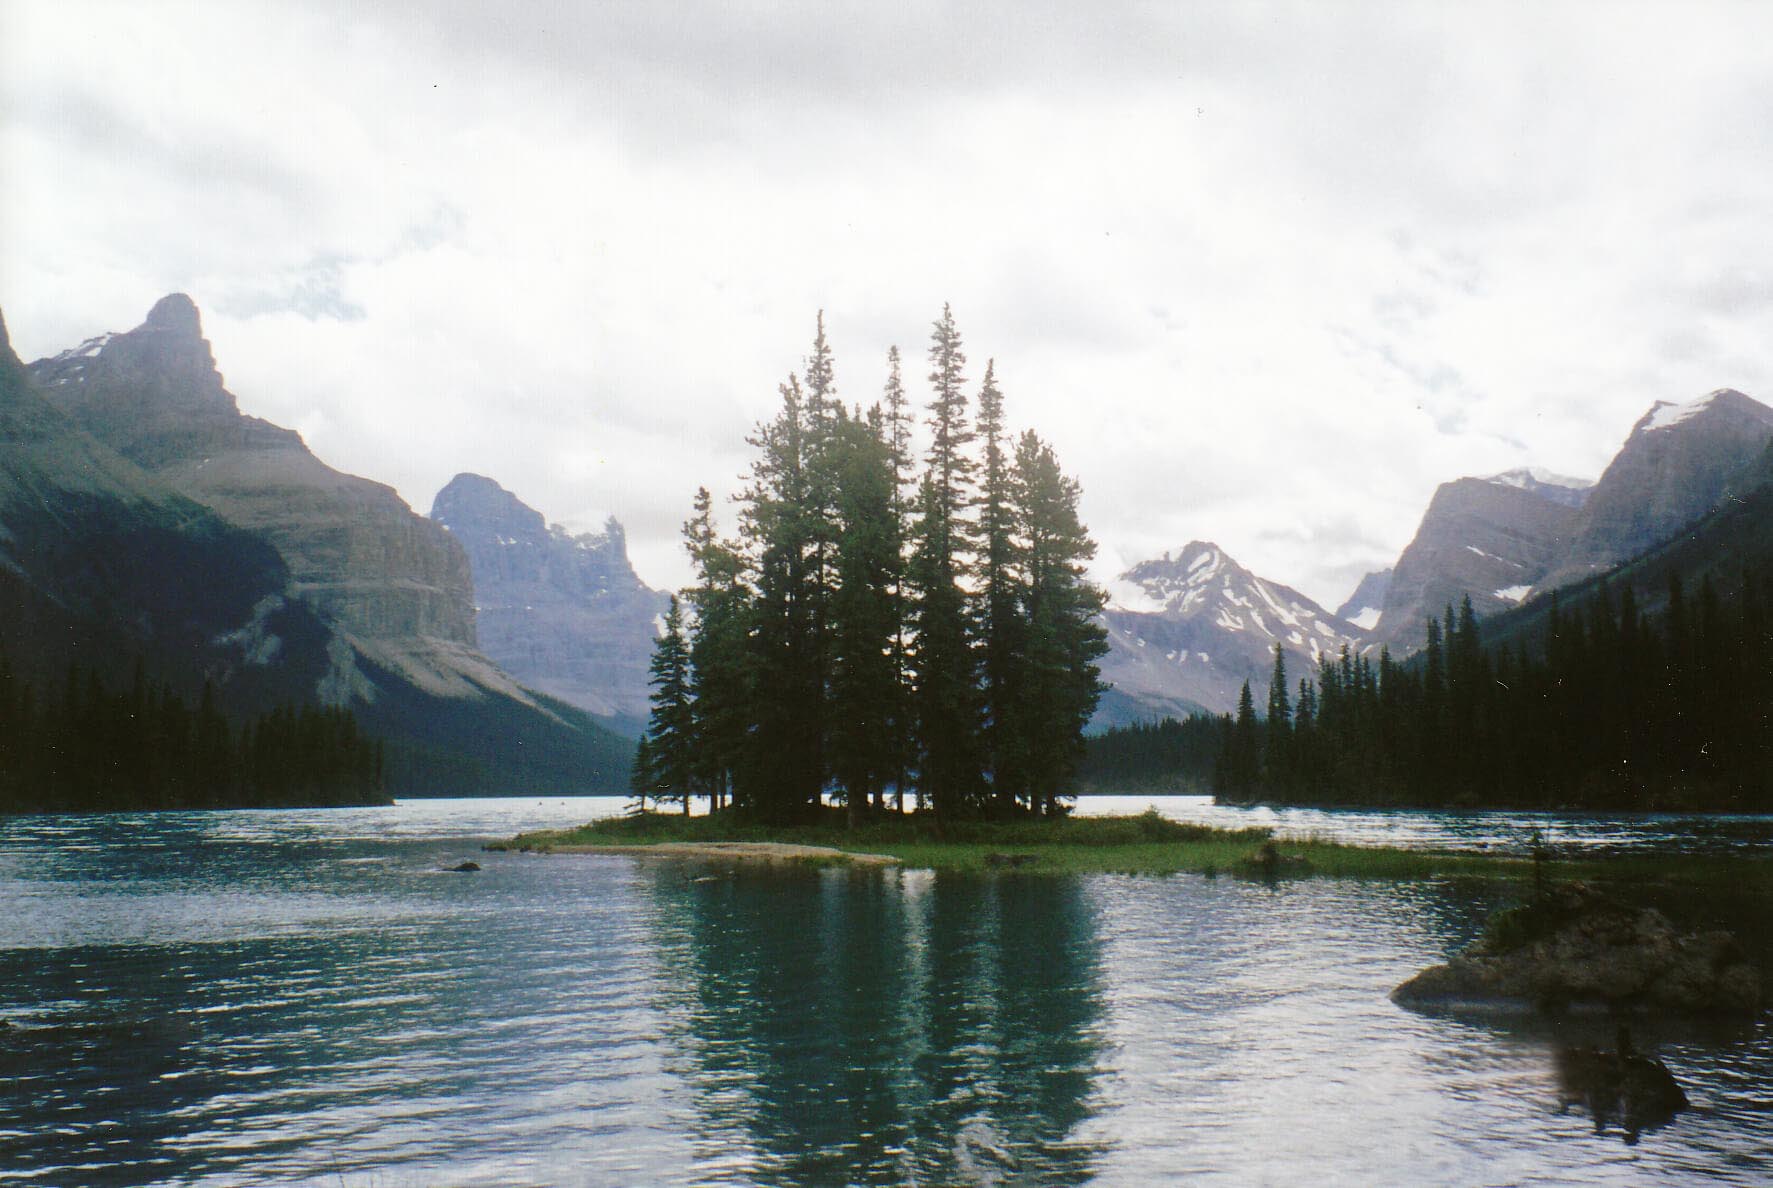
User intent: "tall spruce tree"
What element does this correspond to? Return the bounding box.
[826,405,903,824]
[881,346,916,813]
[973,359,1023,809]
[738,375,825,820]
[643,595,696,814]
[1265,643,1291,786]
[909,304,983,818]
[682,486,750,812]
[1006,431,1107,815]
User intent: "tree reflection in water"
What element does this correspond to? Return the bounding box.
[646,864,1109,1185]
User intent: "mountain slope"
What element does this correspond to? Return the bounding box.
[1335,568,1392,632]
[24,295,631,793]
[1095,541,1361,726]
[431,473,667,734]
[1532,389,1773,594]
[1370,475,1586,650]
[1480,436,1773,657]
[0,306,336,704]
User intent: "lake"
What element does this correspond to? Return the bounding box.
[3,797,1769,1185]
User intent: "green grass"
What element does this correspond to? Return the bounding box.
[498,807,1771,888]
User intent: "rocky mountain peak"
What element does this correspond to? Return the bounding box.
[1109,541,1236,614]
[430,474,666,731]
[1634,388,1769,436]
[1369,475,1579,649]
[144,292,203,336]
[1095,540,1361,727]
[32,293,231,422]
[433,472,549,541]
[1532,388,1773,595]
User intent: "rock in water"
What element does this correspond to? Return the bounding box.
[447,861,481,873]
[1392,882,1761,1015]
[1555,1026,1688,1143]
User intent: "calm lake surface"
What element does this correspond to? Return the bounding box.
[3,797,1769,1186]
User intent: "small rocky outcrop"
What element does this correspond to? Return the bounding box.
[1393,882,1762,1015]
[447,861,482,873]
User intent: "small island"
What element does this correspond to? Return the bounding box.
[497,806,1773,889]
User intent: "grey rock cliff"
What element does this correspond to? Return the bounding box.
[1371,476,1585,651]
[30,295,490,692]
[1532,389,1773,595]
[431,473,667,733]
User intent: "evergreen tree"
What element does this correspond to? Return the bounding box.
[1007,431,1108,814]
[826,405,903,824]
[682,486,750,812]
[1264,643,1291,785]
[881,345,917,813]
[738,375,826,820]
[973,359,1023,809]
[643,596,697,814]
[908,304,983,818]
[1224,680,1260,797]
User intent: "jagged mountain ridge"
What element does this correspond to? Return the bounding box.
[1094,541,1363,726]
[20,295,632,793]
[1531,389,1773,595]
[431,473,667,734]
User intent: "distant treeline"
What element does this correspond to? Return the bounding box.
[1209,577,1772,810]
[0,658,385,813]
[1077,716,1220,793]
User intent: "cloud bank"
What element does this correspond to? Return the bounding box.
[6,1,1773,605]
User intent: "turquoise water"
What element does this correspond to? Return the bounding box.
[2,798,1769,1185]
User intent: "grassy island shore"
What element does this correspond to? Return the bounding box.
[496,808,1770,888]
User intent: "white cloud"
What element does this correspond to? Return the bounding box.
[6,1,1773,608]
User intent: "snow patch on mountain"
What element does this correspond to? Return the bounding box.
[1642,392,1725,432]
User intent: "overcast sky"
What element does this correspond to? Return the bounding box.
[6,1,1773,608]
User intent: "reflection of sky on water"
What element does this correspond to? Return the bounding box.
[0,801,1768,1185]
[1081,794,1773,856]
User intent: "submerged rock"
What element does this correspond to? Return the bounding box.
[1393,882,1761,1015]
[1555,1026,1687,1143]
[447,861,482,873]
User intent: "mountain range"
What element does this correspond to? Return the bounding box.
[1095,388,1773,726]
[7,291,1772,763]
[1093,542,1363,728]
[4,295,631,794]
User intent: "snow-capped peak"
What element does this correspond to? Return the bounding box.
[1108,541,1355,656]
[1637,389,1764,434]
